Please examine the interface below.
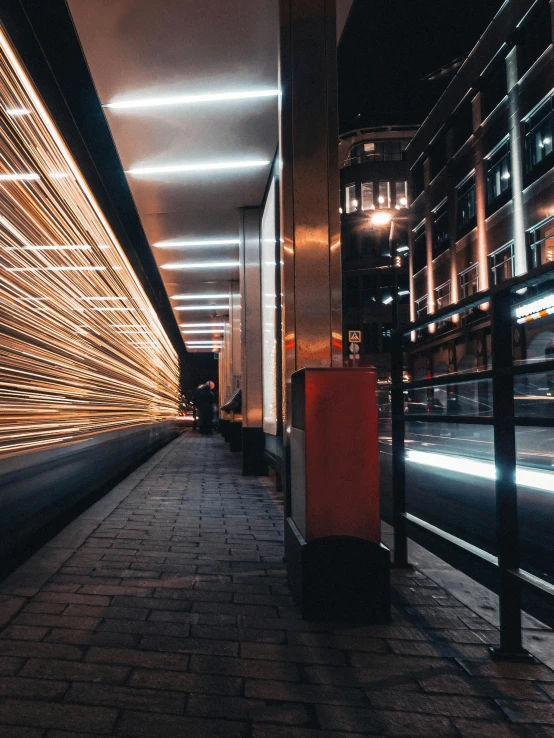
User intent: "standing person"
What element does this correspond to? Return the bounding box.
[196,381,215,435]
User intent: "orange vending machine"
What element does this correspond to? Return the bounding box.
[286,368,390,622]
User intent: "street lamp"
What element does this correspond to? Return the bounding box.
[369,210,405,328]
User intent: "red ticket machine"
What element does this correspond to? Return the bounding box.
[286,368,390,622]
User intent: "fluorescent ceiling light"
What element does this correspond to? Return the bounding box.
[172,294,229,300]
[6,266,105,272]
[105,89,280,110]
[175,305,228,311]
[127,160,269,176]
[0,172,39,181]
[382,296,393,304]
[50,172,70,179]
[6,108,30,116]
[162,261,239,270]
[155,239,239,248]
[181,329,223,334]
[180,323,225,328]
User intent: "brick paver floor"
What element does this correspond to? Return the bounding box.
[0,432,553,737]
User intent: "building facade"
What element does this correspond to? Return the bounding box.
[407,0,554,328]
[340,126,417,376]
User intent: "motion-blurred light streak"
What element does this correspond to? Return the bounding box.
[0,25,180,459]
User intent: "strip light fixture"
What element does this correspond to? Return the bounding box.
[0,26,180,459]
[180,323,226,328]
[175,305,229,311]
[155,239,240,248]
[127,160,270,176]
[105,88,280,110]
[161,261,239,270]
[516,293,554,324]
[172,294,229,300]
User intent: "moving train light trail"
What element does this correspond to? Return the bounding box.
[0,26,180,459]
[406,450,554,493]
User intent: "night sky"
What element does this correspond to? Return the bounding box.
[338,0,504,132]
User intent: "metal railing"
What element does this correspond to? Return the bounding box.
[391,261,554,660]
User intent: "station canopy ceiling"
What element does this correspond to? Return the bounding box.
[67,0,353,351]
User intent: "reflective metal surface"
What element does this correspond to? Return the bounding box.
[239,208,263,427]
[278,0,343,428]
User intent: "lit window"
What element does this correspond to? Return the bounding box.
[486,141,511,206]
[489,242,514,286]
[459,264,479,299]
[415,295,428,319]
[434,281,451,310]
[527,219,554,269]
[361,182,374,211]
[525,96,554,174]
[345,183,357,213]
[394,181,408,209]
[457,174,476,233]
[412,222,427,274]
[432,201,449,259]
[378,181,390,208]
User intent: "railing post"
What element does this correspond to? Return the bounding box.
[489,289,533,661]
[391,328,409,568]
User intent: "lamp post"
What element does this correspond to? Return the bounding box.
[370,208,410,567]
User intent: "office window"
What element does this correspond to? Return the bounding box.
[362,274,377,305]
[435,281,451,310]
[394,181,408,209]
[527,219,554,269]
[525,96,554,173]
[411,159,425,199]
[459,263,479,299]
[345,183,357,213]
[457,174,476,232]
[415,295,428,319]
[413,222,427,274]
[378,181,390,208]
[432,201,449,259]
[481,54,507,119]
[382,324,393,352]
[486,141,511,206]
[518,0,551,76]
[430,135,446,180]
[452,99,474,152]
[361,182,374,211]
[349,139,409,164]
[489,242,514,286]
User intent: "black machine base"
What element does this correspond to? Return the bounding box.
[285,517,391,623]
[229,421,242,452]
[220,418,230,442]
[242,428,268,476]
[489,646,538,663]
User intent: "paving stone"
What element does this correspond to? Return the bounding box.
[368,690,499,718]
[117,710,248,737]
[316,704,457,735]
[245,679,369,706]
[0,699,117,734]
[128,667,243,695]
[20,658,131,683]
[64,682,185,714]
[496,699,554,724]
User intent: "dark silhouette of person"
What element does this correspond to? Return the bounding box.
[195,382,215,435]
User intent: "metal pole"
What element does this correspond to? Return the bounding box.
[391,328,408,567]
[489,289,532,661]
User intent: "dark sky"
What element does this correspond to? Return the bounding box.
[338,0,504,132]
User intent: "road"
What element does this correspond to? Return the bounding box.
[379,420,554,584]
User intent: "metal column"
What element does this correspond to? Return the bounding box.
[490,290,531,660]
[239,207,268,475]
[278,0,343,428]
